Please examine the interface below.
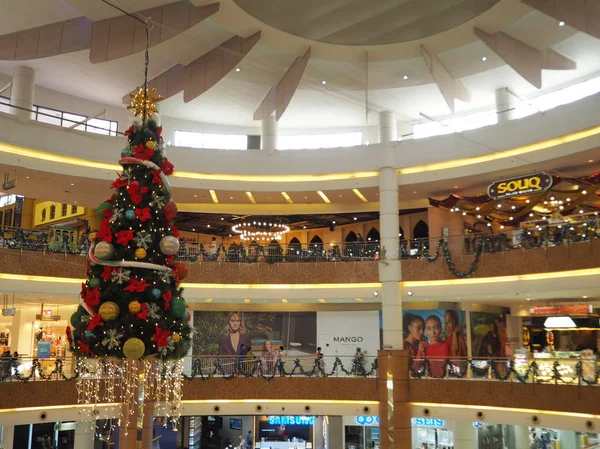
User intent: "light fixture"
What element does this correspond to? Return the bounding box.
[353,217,357,221]
[231,217,290,241]
[544,316,576,328]
[192,228,196,232]
[332,220,336,224]
[407,290,413,296]
[373,291,379,297]
[235,67,241,72]
[559,21,565,26]
[317,190,331,203]
[352,188,368,203]
[321,80,327,85]
[403,75,409,80]
[582,190,587,195]
[209,190,219,204]
[482,56,487,61]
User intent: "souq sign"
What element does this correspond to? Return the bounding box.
[487,172,552,200]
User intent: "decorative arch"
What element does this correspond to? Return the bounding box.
[366,227,380,242]
[399,226,406,240]
[413,220,429,240]
[345,231,357,242]
[49,205,56,220]
[310,235,323,245]
[41,209,47,222]
[288,237,301,245]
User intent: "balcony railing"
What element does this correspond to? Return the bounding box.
[408,356,600,385]
[0,355,377,383]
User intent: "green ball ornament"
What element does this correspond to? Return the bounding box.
[125,209,135,220]
[171,298,187,318]
[70,310,82,327]
[96,202,112,220]
[89,277,101,288]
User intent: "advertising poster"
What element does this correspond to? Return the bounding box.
[192,311,316,356]
[470,312,508,358]
[37,341,51,358]
[402,309,468,359]
[317,311,380,357]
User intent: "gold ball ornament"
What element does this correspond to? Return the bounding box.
[159,236,180,255]
[146,141,157,150]
[94,241,115,260]
[128,300,142,315]
[172,332,181,343]
[135,248,147,259]
[98,301,120,321]
[89,231,97,241]
[123,338,145,359]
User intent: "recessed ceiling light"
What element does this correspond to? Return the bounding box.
[25,176,30,179]
[588,159,594,163]
[193,194,197,198]
[207,224,210,228]
[192,228,196,231]
[559,21,565,26]
[353,217,357,220]
[403,75,408,80]
[332,221,336,224]
[73,201,77,204]
[583,295,588,299]
[321,80,327,85]
[230,196,234,200]
[413,191,417,194]
[481,56,487,61]
[70,183,75,186]
[303,225,306,229]
[235,67,241,72]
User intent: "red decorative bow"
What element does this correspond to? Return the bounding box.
[101,265,114,282]
[137,302,150,320]
[161,158,174,176]
[116,230,135,246]
[151,169,162,185]
[86,313,103,331]
[77,340,92,355]
[83,288,100,308]
[162,291,172,311]
[125,278,149,293]
[152,327,171,348]
[136,207,151,223]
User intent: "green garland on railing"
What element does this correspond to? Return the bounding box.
[0,358,82,383]
[408,357,600,385]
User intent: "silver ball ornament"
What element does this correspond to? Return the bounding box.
[159,236,180,256]
[94,241,115,260]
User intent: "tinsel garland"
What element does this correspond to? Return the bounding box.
[408,357,600,385]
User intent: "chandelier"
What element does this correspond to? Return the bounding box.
[231,217,290,241]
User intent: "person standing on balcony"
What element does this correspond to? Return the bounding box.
[209,237,217,261]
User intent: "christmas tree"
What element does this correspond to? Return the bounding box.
[68,117,192,360]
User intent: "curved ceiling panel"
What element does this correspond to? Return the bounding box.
[233,0,500,45]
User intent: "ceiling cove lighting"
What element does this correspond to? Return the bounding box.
[352,188,368,203]
[318,298,327,303]
[245,192,256,204]
[209,190,219,204]
[317,191,331,203]
[544,316,576,328]
[281,299,288,303]
[281,192,293,204]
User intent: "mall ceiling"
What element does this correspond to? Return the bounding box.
[0,0,599,128]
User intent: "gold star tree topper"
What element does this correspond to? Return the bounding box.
[127,87,164,118]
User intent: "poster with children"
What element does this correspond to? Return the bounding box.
[402,309,468,359]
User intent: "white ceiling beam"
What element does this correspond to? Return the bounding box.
[523,0,600,40]
[184,31,261,103]
[421,46,471,113]
[474,27,576,89]
[254,47,311,121]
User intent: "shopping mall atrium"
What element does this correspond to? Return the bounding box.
[0,0,600,448]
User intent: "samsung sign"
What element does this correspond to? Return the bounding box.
[268,416,315,426]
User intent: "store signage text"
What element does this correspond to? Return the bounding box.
[487,172,552,200]
[411,418,445,428]
[333,336,364,343]
[268,416,314,426]
[473,422,487,429]
[355,416,380,426]
[530,305,592,315]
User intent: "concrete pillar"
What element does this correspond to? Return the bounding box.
[1,425,15,449]
[10,66,35,121]
[140,401,155,449]
[10,307,37,357]
[378,351,411,449]
[379,111,397,143]
[506,315,524,354]
[454,421,477,449]
[513,425,530,449]
[427,206,465,255]
[261,115,278,155]
[495,87,517,124]
[560,430,578,449]
[327,416,343,449]
[73,422,95,449]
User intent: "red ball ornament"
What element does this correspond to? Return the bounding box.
[164,201,178,218]
[174,262,189,280]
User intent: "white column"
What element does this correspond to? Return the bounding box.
[261,115,278,155]
[10,307,37,357]
[10,66,35,121]
[378,110,397,143]
[559,430,578,449]
[74,422,95,449]
[513,425,530,449]
[454,421,477,449]
[183,312,194,376]
[379,140,402,348]
[495,87,517,124]
[1,425,15,449]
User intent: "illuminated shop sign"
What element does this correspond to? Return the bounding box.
[487,172,552,200]
[473,422,487,429]
[411,418,445,428]
[355,416,380,426]
[268,416,315,426]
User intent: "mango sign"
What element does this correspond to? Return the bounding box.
[487,172,552,200]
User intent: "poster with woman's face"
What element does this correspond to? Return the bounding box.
[192,311,316,356]
[470,312,507,358]
[402,309,467,358]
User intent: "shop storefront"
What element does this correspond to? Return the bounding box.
[343,416,380,449]
[411,418,454,449]
[257,416,316,448]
